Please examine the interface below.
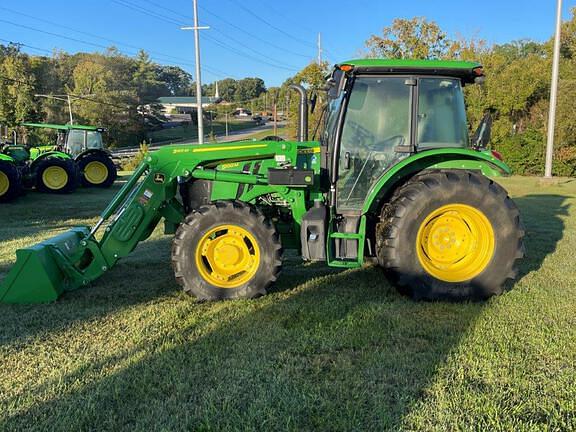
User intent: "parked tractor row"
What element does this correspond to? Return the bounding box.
[0,123,117,203]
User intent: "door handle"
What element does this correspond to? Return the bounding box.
[344,151,351,170]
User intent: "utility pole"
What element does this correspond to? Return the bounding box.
[317,33,322,65]
[545,0,563,178]
[181,0,209,144]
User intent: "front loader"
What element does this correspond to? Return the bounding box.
[0,59,525,304]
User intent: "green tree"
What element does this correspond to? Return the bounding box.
[365,17,455,59]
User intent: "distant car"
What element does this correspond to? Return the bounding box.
[252,115,266,126]
[232,109,252,117]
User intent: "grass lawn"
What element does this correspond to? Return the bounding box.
[0,176,575,431]
[148,119,261,143]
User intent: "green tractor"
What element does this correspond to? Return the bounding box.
[21,123,117,189]
[0,59,524,303]
[0,123,117,202]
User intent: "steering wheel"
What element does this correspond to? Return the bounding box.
[345,121,405,152]
[366,135,405,152]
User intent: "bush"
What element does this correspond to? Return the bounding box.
[495,130,545,175]
[122,142,149,171]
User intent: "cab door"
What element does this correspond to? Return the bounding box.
[336,76,413,211]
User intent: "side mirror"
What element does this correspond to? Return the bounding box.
[310,93,318,114]
[472,112,493,149]
[327,69,345,99]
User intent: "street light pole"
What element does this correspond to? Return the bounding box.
[35,94,94,125]
[544,0,563,178]
[182,0,209,144]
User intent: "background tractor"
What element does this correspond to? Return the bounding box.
[0,59,524,303]
[0,123,117,202]
[21,123,117,188]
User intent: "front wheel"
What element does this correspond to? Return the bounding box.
[35,158,79,194]
[171,201,283,300]
[377,170,525,301]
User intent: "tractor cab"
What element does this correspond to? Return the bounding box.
[323,59,484,211]
[22,123,107,158]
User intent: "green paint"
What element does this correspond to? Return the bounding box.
[21,122,101,131]
[339,58,481,70]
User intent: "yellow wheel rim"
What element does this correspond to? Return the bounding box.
[195,224,260,288]
[0,171,9,196]
[416,204,495,283]
[42,166,68,190]
[84,161,109,185]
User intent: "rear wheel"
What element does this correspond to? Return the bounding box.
[78,153,117,188]
[36,158,78,194]
[172,200,283,300]
[376,170,524,301]
[0,161,21,203]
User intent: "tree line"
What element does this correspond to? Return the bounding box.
[0,46,267,147]
[1,8,576,175]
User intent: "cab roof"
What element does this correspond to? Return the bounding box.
[337,59,483,83]
[21,122,101,131]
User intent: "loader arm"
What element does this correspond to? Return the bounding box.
[0,140,312,303]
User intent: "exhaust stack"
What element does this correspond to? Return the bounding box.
[289,84,308,142]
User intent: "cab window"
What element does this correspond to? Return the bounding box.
[66,130,85,156]
[86,131,103,149]
[417,78,469,148]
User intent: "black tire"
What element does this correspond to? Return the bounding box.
[172,200,283,300]
[262,135,284,142]
[376,170,525,301]
[35,158,79,194]
[0,161,22,203]
[78,153,117,188]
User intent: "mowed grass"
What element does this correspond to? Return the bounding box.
[0,176,575,431]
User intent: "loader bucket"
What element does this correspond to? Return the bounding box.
[0,227,91,304]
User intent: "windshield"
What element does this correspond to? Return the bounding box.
[321,93,344,148]
[336,77,411,210]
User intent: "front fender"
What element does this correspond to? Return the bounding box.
[29,151,73,171]
[0,153,15,163]
[363,148,511,214]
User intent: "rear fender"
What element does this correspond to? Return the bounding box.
[75,148,111,161]
[363,148,511,214]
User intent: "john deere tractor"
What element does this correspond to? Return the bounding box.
[21,123,117,188]
[0,123,117,202]
[0,59,524,304]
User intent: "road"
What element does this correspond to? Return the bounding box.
[112,122,285,158]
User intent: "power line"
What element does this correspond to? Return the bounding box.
[138,0,313,60]
[0,38,53,55]
[0,18,231,80]
[226,0,316,49]
[111,0,303,72]
[0,6,207,70]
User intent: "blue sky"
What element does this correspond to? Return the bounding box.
[1,0,574,88]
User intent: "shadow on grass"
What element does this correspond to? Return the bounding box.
[0,236,176,347]
[514,194,570,280]
[0,264,485,431]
